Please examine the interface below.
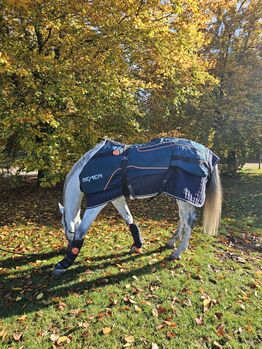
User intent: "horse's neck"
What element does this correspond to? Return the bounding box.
[64,169,83,232]
[63,140,106,231]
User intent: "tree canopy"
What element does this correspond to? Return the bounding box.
[0,0,261,183]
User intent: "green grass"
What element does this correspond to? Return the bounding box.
[0,169,261,348]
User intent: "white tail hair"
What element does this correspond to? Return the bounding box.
[203,165,222,235]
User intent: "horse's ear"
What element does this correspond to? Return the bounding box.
[58,202,64,214]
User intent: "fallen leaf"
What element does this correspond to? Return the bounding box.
[17,315,27,322]
[203,296,212,312]
[245,325,254,333]
[50,333,60,342]
[51,297,63,303]
[182,299,192,307]
[69,308,85,315]
[213,341,223,349]
[234,327,242,335]
[78,322,89,329]
[13,332,23,341]
[157,306,167,314]
[215,312,223,320]
[36,292,43,300]
[102,327,111,335]
[216,324,225,337]
[163,321,177,328]
[152,344,159,349]
[134,305,142,312]
[58,302,67,310]
[152,308,158,317]
[195,317,203,325]
[124,335,135,343]
[193,274,203,280]
[57,336,70,344]
[0,330,8,340]
[36,311,44,317]
[166,331,176,338]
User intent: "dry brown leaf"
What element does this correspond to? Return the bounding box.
[157,306,167,314]
[166,331,176,338]
[203,296,212,312]
[50,333,60,342]
[51,297,63,303]
[0,330,8,340]
[102,327,111,335]
[152,308,158,317]
[17,315,27,322]
[216,324,225,337]
[195,317,203,325]
[213,341,223,349]
[13,332,23,341]
[57,335,70,344]
[124,335,135,343]
[215,312,223,320]
[163,321,177,328]
[78,322,89,329]
[69,308,85,315]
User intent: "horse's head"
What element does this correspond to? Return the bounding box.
[58,202,75,243]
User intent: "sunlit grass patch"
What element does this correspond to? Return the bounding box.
[0,170,261,348]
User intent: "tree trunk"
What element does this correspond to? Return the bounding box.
[37,169,45,186]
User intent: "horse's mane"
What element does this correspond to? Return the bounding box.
[63,140,106,204]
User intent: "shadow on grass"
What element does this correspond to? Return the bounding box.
[0,246,170,319]
[0,248,67,269]
[0,244,166,271]
[0,176,179,228]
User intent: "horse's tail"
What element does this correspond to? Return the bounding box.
[203,164,222,235]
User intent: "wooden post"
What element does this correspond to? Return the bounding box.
[259,154,261,170]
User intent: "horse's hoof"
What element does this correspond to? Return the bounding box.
[169,253,181,261]
[52,268,67,277]
[129,245,142,254]
[165,242,175,249]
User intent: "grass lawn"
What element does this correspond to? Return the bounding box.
[0,168,261,349]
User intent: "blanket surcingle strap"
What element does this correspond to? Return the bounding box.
[120,148,130,198]
[79,137,220,208]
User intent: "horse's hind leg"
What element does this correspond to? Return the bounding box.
[169,201,197,260]
[53,204,106,276]
[165,224,184,249]
[112,196,143,253]
[166,199,186,248]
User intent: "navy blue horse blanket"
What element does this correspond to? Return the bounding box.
[79,138,219,208]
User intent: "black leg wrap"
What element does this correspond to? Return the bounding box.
[55,239,84,270]
[129,223,143,248]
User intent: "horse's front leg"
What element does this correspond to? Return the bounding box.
[53,204,106,276]
[112,197,143,254]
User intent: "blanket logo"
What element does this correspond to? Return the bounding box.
[82,174,103,183]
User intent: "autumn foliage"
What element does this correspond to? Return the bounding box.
[0,0,261,183]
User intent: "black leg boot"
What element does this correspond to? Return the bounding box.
[53,239,84,276]
[129,223,143,254]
